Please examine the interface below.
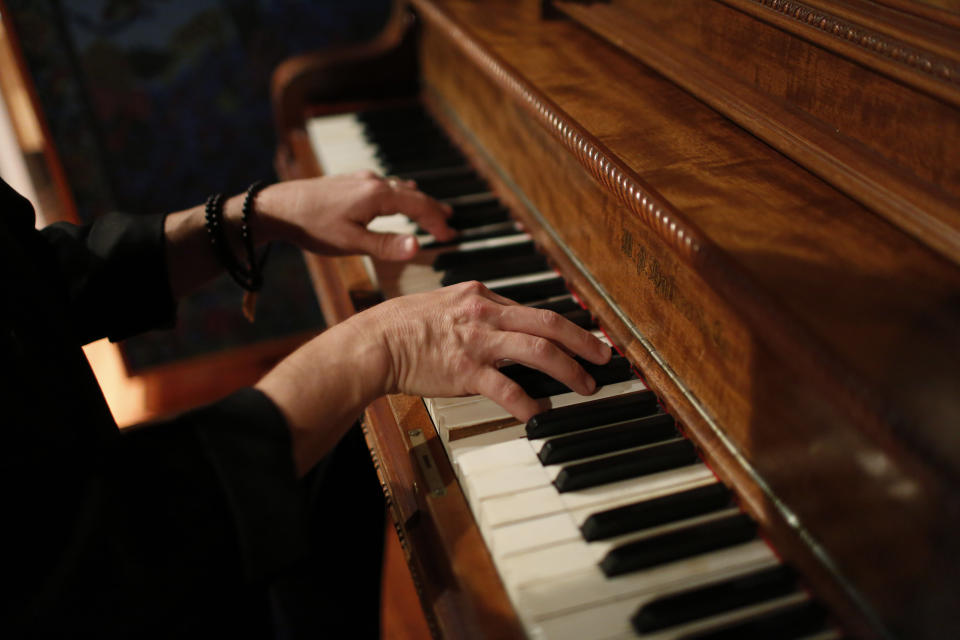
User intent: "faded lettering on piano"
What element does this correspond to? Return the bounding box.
[620,227,728,356]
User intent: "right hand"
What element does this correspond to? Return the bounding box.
[256,281,611,474]
[351,281,612,421]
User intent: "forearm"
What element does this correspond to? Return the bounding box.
[254,312,391,476]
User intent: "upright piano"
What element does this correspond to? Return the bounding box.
[271,1,960,638]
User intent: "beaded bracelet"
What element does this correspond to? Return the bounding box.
[241,180,272,288]
[204,182,272,321]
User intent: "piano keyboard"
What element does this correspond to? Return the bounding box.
[308,105,840,640]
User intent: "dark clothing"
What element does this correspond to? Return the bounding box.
[0,179,309,637]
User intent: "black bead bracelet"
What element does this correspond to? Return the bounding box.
[204,182,272,320]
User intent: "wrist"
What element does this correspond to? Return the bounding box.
[246,181,293,246]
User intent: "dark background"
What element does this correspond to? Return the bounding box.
[6,0,393,369]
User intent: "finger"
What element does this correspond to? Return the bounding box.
[355,231,419,261]
[496,305,611,365]
[473,367,544,423]
[382,188,457,241]
[494,332,598,396]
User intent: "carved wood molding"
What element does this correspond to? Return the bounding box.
[410,0,709,268]
[741,0,960,88]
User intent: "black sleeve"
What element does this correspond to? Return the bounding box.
[39,211,177,343]
[118,387,308,584]
[20,388,308,637]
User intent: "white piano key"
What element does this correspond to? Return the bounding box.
[482,270,560,291]
[464,464,552,501]
[477,465,715,532]
[454,437,540,477]
[489,511,581,557]
[307,113,386,175]
[448,232,531,252]
[475,485,567,531]
[527,592,637,640]
[367,212,417,235]
[428,378,649,440]
[514,540,778,620]
[501,538,599,588]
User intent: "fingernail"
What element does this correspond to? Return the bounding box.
[402,235,418,254]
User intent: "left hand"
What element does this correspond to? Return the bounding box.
[255,171,457,260]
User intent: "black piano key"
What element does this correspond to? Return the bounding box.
[489,277,568,303]
[362,120,442,143]
[374,137,459,161]
[526,389,659,439]
[356,104,428,127]
[501,354,633,399]
[582,482,733,541]
[538,413,677,465]
[529,296,581,314]
[554,439,697,493]
[433,240,535,271]
[632,565,798,633]
[448,197,506,216]
[393,164,475,182]
[441,254,549,286]
[414,174,490,200]
[383,155,466,176]
[678,601,828,640]
[599,513,757,577]
[447,204,512,230]
[560,307,593,330]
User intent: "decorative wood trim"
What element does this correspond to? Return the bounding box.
[410,2,708,268]
[722,0,960,106]
[756,0,958,83]
[872,0,960,29]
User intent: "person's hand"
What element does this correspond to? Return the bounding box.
[256,281,612,474]
[256,171,456,260]
[348,281,612,420]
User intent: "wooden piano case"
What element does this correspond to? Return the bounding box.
[272,1,960,638]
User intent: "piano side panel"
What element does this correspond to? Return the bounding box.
[414,5,960,638]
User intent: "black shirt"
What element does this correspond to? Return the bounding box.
[0,179,306,637]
